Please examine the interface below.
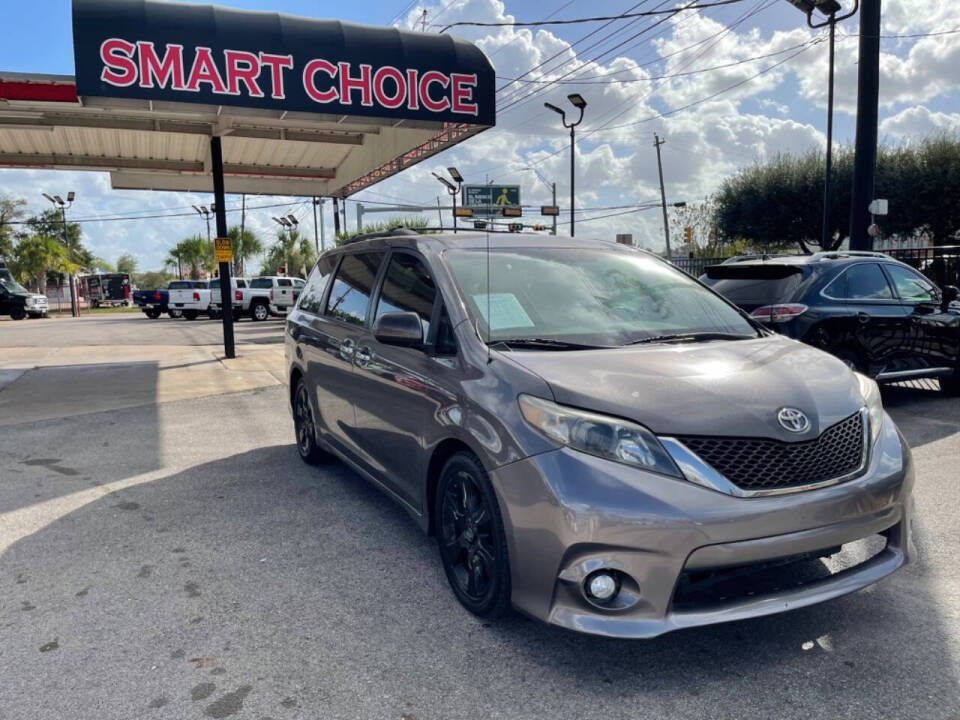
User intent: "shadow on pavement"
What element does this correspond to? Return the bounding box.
[2,441,956,719]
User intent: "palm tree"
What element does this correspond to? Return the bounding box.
[166,235,214,279]
[11,234,78,294]
[227,225,263,277]
[260,228,316,278]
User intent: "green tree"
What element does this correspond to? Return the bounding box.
[134,269,176,290]
[713,134,960,251]
[0,194,27,260]
[260,228,316,278]
[92,257,116,272]
[226,225,263,277]
[334,216,428,246]
[10,234,78,294]
[166,235,213,279]
[25,209,93,269]
[116,252,139,275]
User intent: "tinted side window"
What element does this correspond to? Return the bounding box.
[278,278,293,287]
[375,254,436,336]
[842,264,893,299]
[236,279,247,289]
[298,257,335,314]
[250,278,273,289]
[324,253,385,326]
[886,265,937,303]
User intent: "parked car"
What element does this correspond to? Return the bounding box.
[700,251,960,395]
[83,272,131,307]
[168,280,212,320]
[133,286,182,319]
[208,276,249,320]
[284,231,915,638]
[245,276,302,321]
[1,275,49,319]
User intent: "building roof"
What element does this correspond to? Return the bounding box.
[0,1,495,197]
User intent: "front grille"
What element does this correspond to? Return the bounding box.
[679,411,864,492]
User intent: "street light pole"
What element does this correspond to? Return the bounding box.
[544,94,586,237]
[788,0,859,249]
[42,191,78,317]
[433,168,463,233]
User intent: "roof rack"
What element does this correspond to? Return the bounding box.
[810,250,890,261]
[341,226,421,245]
[719,253,786,264]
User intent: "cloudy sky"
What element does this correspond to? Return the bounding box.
[0,0,957,271]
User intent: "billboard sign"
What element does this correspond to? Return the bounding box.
[72,0,496,126]
[462,184,520,216]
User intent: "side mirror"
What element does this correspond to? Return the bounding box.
[373,311,423,347]
[942,285,959,310]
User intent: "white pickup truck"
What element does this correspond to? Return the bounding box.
[244,276,304,321]
[167,280,212,320]
[208,277,249,320]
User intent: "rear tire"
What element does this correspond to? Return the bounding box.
[167,308,183,319]
[208,308,221,320]
[144,308,161,319]
[294,380,330,465]
[832,347,865,373]
[183,310,198,320]
[251,301,269,322]
[436,452,512,619]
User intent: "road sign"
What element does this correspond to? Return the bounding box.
[463,184,520,216]
[214,236,233,263]
[502,206,522,217]
[540,205,559,216]
[868,223,880,237]
[868,199,888,215]
[454,207,474,218]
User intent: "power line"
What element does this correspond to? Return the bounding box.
[437,0,746,32]
[8,200,306,225]
[387,0,418,26]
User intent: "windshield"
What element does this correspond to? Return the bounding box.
[445,247,756,347]
[0,276,30,294]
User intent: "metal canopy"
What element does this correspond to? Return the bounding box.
[0,0,495,197]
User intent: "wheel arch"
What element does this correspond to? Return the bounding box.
[425,437,481,536]
[289,366,304,411]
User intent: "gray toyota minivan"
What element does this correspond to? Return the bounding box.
[284,230,915,638]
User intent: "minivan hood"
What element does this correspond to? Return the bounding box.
[503,335,864,441]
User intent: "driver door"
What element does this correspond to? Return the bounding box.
[883,263,960,371]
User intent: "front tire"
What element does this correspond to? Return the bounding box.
[294,380,329,465]
[940,372,960,396]
[436,452,511,618]
[10,306,26,321]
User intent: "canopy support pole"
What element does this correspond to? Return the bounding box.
[211,136,236,359]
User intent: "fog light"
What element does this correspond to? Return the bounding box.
[586,572,618,601]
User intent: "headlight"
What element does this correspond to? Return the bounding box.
[518,394,682,477]
[855,372,883,446]
[25,297,36,306]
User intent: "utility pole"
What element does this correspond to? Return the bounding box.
[654,134,671,259]
[848,0,881,251]
[312,196,321,253]
[332,197,341,236]
[239,193,246,276]
[552,182,557,236]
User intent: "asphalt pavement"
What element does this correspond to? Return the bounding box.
[1,315,958,719]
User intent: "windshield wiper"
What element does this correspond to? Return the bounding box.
[625,332,757,346]
[490,337,609,351]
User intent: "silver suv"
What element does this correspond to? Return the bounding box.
[284,231,915,638]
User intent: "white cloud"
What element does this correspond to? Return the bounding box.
[880,106,960,140]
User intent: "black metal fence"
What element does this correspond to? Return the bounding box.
[668,245,960,288]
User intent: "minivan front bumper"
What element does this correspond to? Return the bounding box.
[489,411,914,638]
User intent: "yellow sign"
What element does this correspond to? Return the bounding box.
[214,236,233,263]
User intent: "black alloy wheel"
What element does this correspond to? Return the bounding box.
[436,452,511,617]
[294,380,328,464]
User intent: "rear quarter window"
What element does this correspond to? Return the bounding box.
[250,278,273,289]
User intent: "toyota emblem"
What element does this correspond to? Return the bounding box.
[777,407,810,433]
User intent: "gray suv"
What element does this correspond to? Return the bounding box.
[284,231,915,638]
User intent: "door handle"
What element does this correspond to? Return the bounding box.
[856,312,871,324]
[339,338,355,360]
[355,345,373,368]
